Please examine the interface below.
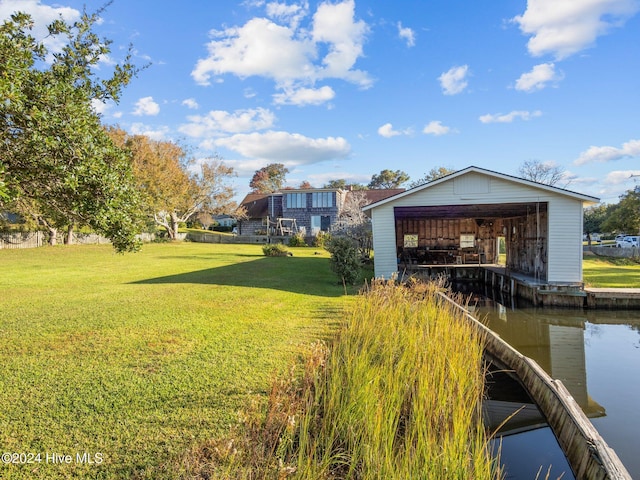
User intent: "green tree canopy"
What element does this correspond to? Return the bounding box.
[368,169,410,189]
[0,8,143,252]
[583,204,608,234]
[323,179,367,190]
[324,179,348,189]
[601,187,640,234]
[250,163,289,193]
[409,167,456,188]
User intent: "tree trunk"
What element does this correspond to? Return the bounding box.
[48,227,58,246]
[170,212,179,240]
[65,224,74,245]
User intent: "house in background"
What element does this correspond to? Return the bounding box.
[238,188,403,238]
[212,214,236,228]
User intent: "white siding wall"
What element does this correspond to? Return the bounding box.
[547,197,583,283]
[370,171,586,283]
[371,204,398,279]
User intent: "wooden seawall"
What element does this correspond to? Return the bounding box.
[437,292,632,480]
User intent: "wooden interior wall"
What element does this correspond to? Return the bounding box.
[395,217,504,263]
[504,211,548,279]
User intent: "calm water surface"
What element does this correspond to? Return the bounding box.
[459,285,640,478]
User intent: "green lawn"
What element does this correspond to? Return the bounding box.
[583,255,640,288]
[0,243,351,479]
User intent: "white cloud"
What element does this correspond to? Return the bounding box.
[129,123,169,141]
[266,1,309,28]
[397,22,415,47]
[479,110,542,123]
[423,120,452,136]
[192,0,371,96]
[438,65,469,95]
[515,62,562,92]
[377,123,413,138]
[513,0,640,59]
[378,123,402,138]
[311,0,371,86]
[133,96,160,116]
[0,0,80,55]
[179,108,276,138]
[273,85,335,106]
[91,99,110,115]
[214,131,351,165]
[182,98,199,109]
[603,169,640,184]
[192,17,314,85]
[574,139,640,165]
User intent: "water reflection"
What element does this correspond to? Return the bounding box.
[454,282,640,478]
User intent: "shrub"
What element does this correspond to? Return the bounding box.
[262,243,291,257]
[312,231,330,248]
[326,236,360,286]
[288,233,307,247]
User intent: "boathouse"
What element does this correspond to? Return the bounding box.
[363,166,600,303]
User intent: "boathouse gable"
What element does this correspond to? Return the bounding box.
[364,166,598,286]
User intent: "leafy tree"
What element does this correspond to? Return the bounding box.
[0,8,144,252]
[250,163,289,193]
[602,187,640,234]
[368,169,410,189]
[324,179,367,190]
[109,129,238,239]
[409,167,456,188]
[0,166,8,202]
[299,180,313,189]
[324,179,347,189]
[517,160,567,187]
[583,204,608,234]
[326,236,360,288]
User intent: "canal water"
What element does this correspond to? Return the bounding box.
[454,283,640,479]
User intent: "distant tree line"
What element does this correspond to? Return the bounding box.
[248,164,459,194]
[584,186,640,235]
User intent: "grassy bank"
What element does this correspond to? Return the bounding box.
[211,280,499,479]
[0,243,350,479]
[291,280,497,479]
[583,255,640,288]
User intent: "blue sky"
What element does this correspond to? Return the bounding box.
[2,0,639,204]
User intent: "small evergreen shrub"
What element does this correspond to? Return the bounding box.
[326,236,360,285]
[262,243,291,257]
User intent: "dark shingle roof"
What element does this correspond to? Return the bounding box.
[357,189,405,205]
[239,193,270,219]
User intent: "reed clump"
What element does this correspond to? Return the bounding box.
[290,278,498,479]
[201,278,500,479]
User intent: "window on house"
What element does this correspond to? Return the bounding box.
[312,191,334,208]
[286,193,306,208]
[311,215,331,233]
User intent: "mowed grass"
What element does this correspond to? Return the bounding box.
[583,255,640,288]
[0,242,351,479]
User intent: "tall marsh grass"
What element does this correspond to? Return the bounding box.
[211,279,500,479]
